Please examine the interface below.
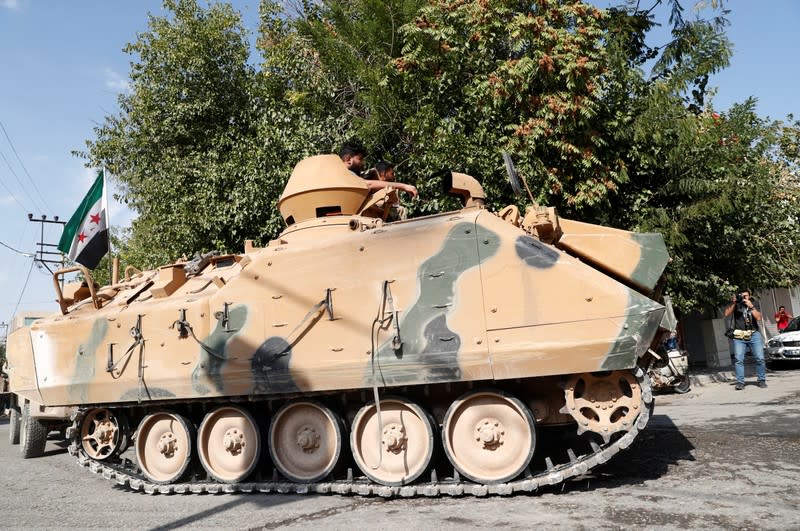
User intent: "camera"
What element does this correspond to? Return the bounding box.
[735,293,744,304]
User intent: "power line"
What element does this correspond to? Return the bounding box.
[11,259,36,319]
[0,120,54,213]
[0,171,30,213]
[0,149,44,213]
[0,240,34,258]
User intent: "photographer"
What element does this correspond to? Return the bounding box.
[724,289,767,390]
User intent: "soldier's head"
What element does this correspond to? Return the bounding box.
[375,160,395,182]
[339,141,367,175]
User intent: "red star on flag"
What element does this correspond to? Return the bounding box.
[90,213,101,225]
[78,232,87,243]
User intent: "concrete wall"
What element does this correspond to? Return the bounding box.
[700,318,732,368]
[681,310,708,367]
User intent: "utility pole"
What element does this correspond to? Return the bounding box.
[27,213,65,274]
[0,322,7,341]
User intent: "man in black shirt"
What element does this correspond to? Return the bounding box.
[723,289,767,390]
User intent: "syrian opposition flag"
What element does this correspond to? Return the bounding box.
[57,170,109,270]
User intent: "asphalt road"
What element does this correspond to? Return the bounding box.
[1,369,799,530]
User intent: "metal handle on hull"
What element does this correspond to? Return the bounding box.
[52,265,101,314]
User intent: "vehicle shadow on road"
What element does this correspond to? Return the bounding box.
[145,493,303,531]
[111,458,307,531]
[556,414,695,493]
[42,439,70,458]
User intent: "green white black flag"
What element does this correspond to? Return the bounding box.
[57,170,109,270]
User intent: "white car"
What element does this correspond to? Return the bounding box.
[766,316,800,367]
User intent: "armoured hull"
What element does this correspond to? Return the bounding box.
[16,208,662,407]
[6,154,669,495]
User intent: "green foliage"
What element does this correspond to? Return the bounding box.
[81,0,800,316]
[613,99,800,310]
[85,0,273,262]
[393,1,615,214]
[594,1,800,312]
[257,0,427,162]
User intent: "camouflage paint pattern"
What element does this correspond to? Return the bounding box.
[374,221,499,386]
[9,155,667,410]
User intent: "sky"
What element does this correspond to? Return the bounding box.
[0,0,798,333]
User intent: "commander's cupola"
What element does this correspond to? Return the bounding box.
[278,155,370,226]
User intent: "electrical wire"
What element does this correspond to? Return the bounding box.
[0,120,53,213]
[11,259,36,319]
[0,240,34,257]
[0,150,44,214]
[0,168,31,213]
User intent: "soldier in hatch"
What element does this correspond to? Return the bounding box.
[338,142,418,200]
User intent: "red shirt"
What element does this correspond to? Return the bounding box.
[776,312,791,330]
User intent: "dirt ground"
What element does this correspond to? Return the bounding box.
[1,369,798,530]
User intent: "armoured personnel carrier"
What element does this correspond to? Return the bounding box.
[6,154,669,496]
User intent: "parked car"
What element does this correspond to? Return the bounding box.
[766,316,800,367]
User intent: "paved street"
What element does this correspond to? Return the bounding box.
[1,369,799,530]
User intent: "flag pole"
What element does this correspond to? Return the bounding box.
[103,166,113,283]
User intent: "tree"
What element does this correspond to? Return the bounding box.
[83,0,800,314]
[395,0,613,214]
[260,0,618,215]
[256,0,426,161]
[615,100,800,310]
[594,1,800,311]
[85,0,264,264]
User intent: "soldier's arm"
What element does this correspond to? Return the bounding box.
[364,180,418,198]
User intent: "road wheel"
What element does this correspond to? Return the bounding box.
[442,390,536,484]
[135,411,194,484]
[198,406,261,483]
[20,402,48,458]
[351,397,435,487]
[8,407,20,445]
[269,400,344,483]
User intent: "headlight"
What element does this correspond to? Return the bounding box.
[768,339,781,348]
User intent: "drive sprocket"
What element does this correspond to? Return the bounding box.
[563,370,643,443]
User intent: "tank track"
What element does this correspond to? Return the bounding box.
[66,368,653,497]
